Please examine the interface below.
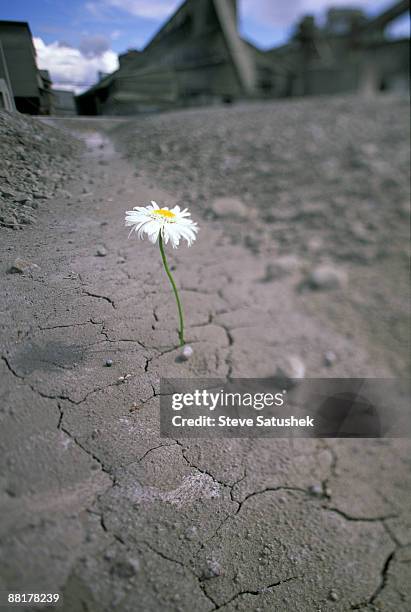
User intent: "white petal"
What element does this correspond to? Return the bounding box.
[167,224,181,248]
[147,229,160,244]
[125,201,199,249]
[161,225,170,245]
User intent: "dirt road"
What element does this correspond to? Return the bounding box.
[1,102,410,611]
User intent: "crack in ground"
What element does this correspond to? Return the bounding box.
[175,440,236,495]
[39,320,102,331]
[212,575,299,610]
[194,467,248,560]
[94,519,220,611]
[194,470,247,557]
[77,273,116,309]
[350,549,396,610]
[144,345,179,372]
[97,321,147,349]
[174,440,247,563]
[59,419,114,482]
[136,442,178,463]
[233,485,307,512]
[323,506,398,522]
[139,540,219,609]
[1,355,73,403]
[2,353,144,406]
[82,288,116,309]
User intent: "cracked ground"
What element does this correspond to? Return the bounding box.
[0,97,410,611]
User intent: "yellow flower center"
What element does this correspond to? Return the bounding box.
[153,208,176,220]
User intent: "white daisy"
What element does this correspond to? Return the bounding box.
[125,201,198,248]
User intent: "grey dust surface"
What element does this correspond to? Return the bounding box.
[0,97,410,611]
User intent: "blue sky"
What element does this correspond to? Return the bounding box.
[0,0,409,91]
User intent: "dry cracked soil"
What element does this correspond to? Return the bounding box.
[0,95,410,612]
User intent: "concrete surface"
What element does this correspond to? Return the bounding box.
[0,98,410,611]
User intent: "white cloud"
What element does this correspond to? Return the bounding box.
[34,37,119,94]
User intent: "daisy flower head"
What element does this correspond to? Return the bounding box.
[125,201,198,248]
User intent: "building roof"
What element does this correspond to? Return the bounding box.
[0,20,32,28]
[0,20,36,56]
[0,19,39,98]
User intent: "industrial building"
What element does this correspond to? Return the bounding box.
[77,0,409,115]
[0,20,77,115]
[76,0,276,115]
[1,0,408,117]
[267,0,410,97]
[0,20,45,113]
[53,90,77,116]
[38,69,54,114]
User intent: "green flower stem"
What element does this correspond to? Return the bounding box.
[159,233,185,346]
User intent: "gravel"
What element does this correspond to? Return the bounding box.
[274,355,306,382]
[7,257,40,274]
[1,102,410,609]
[211,196,248,219]
[0,112,82,229]
[112,95,410,263]
[307,264,348,290]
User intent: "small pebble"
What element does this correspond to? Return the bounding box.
[328,590,339,602]
[8,257,40,275]
[275,355,305,383]
[105,359,113,367]
[96,246,108,257]
[308,484,323,497]
[307,265,347,290]
[324,351,337,367]
[181,345,193,361]
[111,557,140,578]
[211,196,248,219]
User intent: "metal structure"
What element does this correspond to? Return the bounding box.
[0,21,43,113]
[76,0,277,115]
[267,0,410,97]
[0,77,15,111]
[77,0,409,115]
[53,90,77,116]
[0,20,78,115]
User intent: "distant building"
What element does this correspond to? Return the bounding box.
[53,89,77,116]
[39,69,54,114]
[0,78,15,111]
[0,20,45,113]
[76,0,277,115]
[266,0,410,97]
[0,20,78,116]
[77,0,409,116]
